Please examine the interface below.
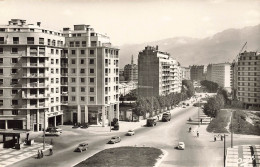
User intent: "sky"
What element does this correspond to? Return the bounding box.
[0,0,259,46]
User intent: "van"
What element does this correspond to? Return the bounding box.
[162,112,171,122]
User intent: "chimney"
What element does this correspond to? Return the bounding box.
[37,22,41,27]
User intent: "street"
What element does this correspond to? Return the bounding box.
[11,105,260,167]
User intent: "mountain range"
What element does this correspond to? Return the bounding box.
[118,24,260,68]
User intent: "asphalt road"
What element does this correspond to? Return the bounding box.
[11,105,260,167]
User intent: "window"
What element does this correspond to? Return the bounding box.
[80,69,85,74]
[56,97,59,102]
[12,69,17,74]
[89,87,94,93]
[81,97,85,101]
[56,88,59,93]
[90,69,94,73]
[81,87,85,92]
[72,96,76,101]
[56,78,59,83]
[51,49,54,54]
[0,89,3,95]
[27,37,34,44]
[11,48,18,54]
[51,98,54,103]
[71,50,76,55]
[71,78,76,82]
[11,58,18,63]
[39,38,44,45]
[0,37,4,44]
[89,78,94,83]
[71,68,76,73]
[51,68,54,74]
[0,100,3,106]
[82,41,86,47]
[12,110,18,115]
[56,59,59,64]
[56,49,59,55]
[11,79,18,85]
[51,78,54,83]
[0,58,2,64]
[12,100,18,105]
[13,37,19,44]
[71,87,76,92]
[89,59,94,64]
[81,50,85,55]
[89,50,94,55]
[71,59,76,64]
[90,97,94,102]
[56,69,59,74]
[12,89,18,95]
[80,78,85,83]
[69,42,74,47]
[80,59,85,64]
[0,79,3,85]
[75,41,80,47]
[0,48,3,54]
[51,88,54,93]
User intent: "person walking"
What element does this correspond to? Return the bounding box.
[189,127,192,133]
[41,150,44,158]
[49,147,53,156]
[197,131,199,137]
[37,149,41,159]
[214,135,216,142]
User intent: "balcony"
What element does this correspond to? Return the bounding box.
[61,101,68,105]
[61,54,68,58]
[61,73,68,77]
[61,64,68,68]
[13,41,19,44]
[61,92,68,96]
[27,41,35,45]
[22,94,37,99]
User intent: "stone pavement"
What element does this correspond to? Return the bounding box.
[0,142,52,167]
[226,145,260,167]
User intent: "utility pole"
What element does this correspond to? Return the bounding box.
[224,134,226,167]
[231,111,233,148]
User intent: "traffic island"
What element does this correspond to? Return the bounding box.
[74,146,163,167]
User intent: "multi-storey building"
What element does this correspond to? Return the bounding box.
[138,46,182,97]
[61,25,120,126]
[123,55,138,82]
[206,63,231,91]
[0,19,64,131]
[190,65,206,81]
[0,19,119,130]
[181,67,190,80]
[236,51,260,108]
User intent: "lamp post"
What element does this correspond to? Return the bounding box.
[223,134,228,167]
[231,111,233,148]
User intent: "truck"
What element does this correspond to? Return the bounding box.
[162,112,171,122]
[146,118,157,127]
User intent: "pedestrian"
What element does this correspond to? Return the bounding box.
[157,115,159,120]
[41,150,44,158]
[214,135,216,142]
[221,135,223,141]
[37,149,41,159]
[49,147,53,155]
[197,131,199,137]
[189,127,192,133]
[200,118,203,124]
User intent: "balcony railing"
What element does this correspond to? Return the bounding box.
[13,41,19,44]
[27,41,35,44]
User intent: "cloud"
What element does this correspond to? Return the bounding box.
[201,16,211,22]
[62,9,73,16]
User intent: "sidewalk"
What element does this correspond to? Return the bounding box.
[0,142,52,167]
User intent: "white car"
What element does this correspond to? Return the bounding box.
[177,142,185,150]
[126,130,135,136]
[45,131,61,136]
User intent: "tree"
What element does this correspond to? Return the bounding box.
[182,80,195,98]
[200,80,219,93]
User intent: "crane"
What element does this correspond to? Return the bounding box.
[231,42,247,67]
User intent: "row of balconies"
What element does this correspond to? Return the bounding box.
[22,63,49,68]
[22,93,49,99]
[22,83,49,88]
[23,73,47,78]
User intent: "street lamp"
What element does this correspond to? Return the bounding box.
[43,109,46,150]
[231,111,233,148]
[223,134,228,167]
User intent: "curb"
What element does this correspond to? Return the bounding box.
[154,149,168,167]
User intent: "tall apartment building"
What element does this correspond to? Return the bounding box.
[123,55,138,82]
[181,67,190,80]
[190,65,206,81]
[138,46,182,97]
[62,25,120,126]
[206,63,231,91]
[236,51,260,108]
[0,19,64,131]
[0,19,119,130]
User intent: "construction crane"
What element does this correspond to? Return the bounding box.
[231,42,247,67]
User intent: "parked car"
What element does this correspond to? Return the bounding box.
[46,127,62,133]
[74,143,88,152]
[182,105,186,108]
[108,136,121,144]
[186,103,190,106]
[146,118,157,127]
[177,142,185,150]
[162,112,171,122]
[126,130,135,136]
[45,130,61,136]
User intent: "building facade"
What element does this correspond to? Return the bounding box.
[123,55,138,82]
[181,67,190,80]
[0,19,64,131]
[0,19,119,130]
[236,51,260,108]
[190,65,206,81]
[206,63,231,91]
[138,46,182,97]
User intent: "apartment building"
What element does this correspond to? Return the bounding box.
[123,55,138,82]
[236,51,260,108]
[0,19,64,131]
[62,24,120,126]
[0,19,119,130]
[181,67,190,80]
[138,46,182,97]
[206,63,231,91]
[190,65,206,81]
